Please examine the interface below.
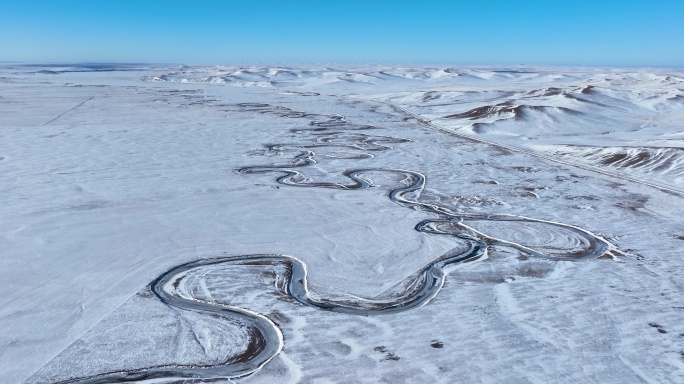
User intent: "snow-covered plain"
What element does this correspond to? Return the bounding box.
[1,64,684,383]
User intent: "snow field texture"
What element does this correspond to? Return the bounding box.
[0,64,683,383]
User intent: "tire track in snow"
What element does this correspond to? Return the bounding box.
[40,97,94,127]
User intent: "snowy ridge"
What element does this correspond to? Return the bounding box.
[541,145,684,186]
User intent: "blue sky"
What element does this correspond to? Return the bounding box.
[1,0,682,66]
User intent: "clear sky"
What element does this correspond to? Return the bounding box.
[1,0,682,66]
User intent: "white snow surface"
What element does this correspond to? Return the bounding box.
[1,64,684,383]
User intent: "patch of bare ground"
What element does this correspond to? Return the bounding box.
[267,310,290,325]
[648,322,669,334]
[228,327,267,364]
[512,166,540,173]
[430,340,444,348]
[515,263,555,278]
[374,346,400,361]
[614,194,649,212]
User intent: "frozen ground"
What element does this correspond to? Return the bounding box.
[1,64,683,383]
